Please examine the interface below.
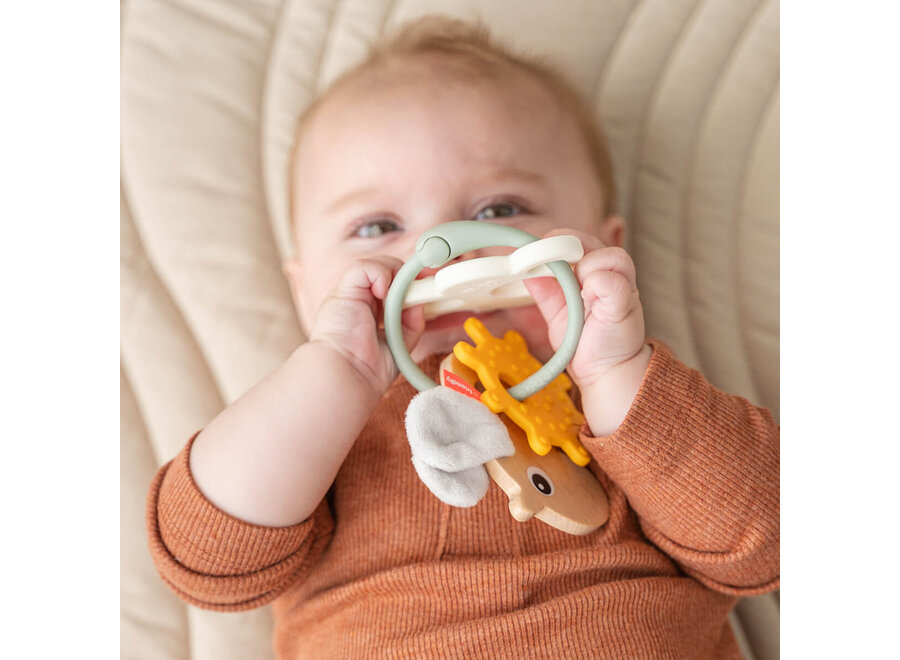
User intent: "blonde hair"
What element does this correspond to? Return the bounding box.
[290,16,617,231]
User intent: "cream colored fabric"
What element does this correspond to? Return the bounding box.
[121,1,779,658]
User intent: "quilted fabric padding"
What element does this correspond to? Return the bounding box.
[121,1,779,658]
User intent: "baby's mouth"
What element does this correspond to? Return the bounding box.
[424,309,498,331]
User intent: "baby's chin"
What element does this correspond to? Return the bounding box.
[409,305,553,363]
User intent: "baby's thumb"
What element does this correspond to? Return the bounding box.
[523,277,568,334]
[400,304,426,351]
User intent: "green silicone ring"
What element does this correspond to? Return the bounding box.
[384,221,584,400]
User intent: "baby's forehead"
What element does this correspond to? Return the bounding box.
[287,52,606,239]
[293,64,578,199]
[309,53,567,135]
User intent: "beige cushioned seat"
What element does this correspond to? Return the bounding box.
[121,1,779,658]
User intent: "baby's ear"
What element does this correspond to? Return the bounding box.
[600,215,625,249]
[282,257,302,295]
[282,257,314,334]
[282,257,306,312]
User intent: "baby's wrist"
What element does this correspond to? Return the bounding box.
[295,339,387,405]
[577,344,653,437]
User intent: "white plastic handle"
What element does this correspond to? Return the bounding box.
[402,235,584,320]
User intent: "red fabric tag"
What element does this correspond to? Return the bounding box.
[442,370,482,401]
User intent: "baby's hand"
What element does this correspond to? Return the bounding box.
[309,257,425,396]
[525,229,645,386]
[524,229,651,434]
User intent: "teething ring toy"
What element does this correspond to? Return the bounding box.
[384,221,584,400]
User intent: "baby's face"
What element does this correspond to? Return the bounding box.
[286,61,623,361]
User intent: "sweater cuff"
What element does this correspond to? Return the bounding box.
[578,340,692,482]
[148,431,322,576]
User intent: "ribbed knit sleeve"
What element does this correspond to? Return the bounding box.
[145,432,334,611]
[579,341,779,596]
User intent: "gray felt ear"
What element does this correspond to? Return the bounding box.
[405,388,514,507]
[409,458,490,508]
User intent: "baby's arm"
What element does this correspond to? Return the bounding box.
[147,256,424,610]
[188,341,383,527]
[189,256,425,527]
[580,345,779,595]
[528,229,778,594]
[147,346,367,609]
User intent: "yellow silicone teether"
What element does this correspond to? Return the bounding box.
[453,317,591,466]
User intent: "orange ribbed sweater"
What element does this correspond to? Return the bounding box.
[147,341,779,659]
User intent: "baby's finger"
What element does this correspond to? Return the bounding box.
[378,256,407,300]
[332,257,402,304]
[523,276,568,328]
[574,247,637,292]
[581,269,637,323]
[400,304,426,350]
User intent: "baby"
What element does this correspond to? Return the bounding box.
[147,17,779,659]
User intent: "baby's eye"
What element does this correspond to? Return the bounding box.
[472,201,523,221]
[353,219,400,238]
